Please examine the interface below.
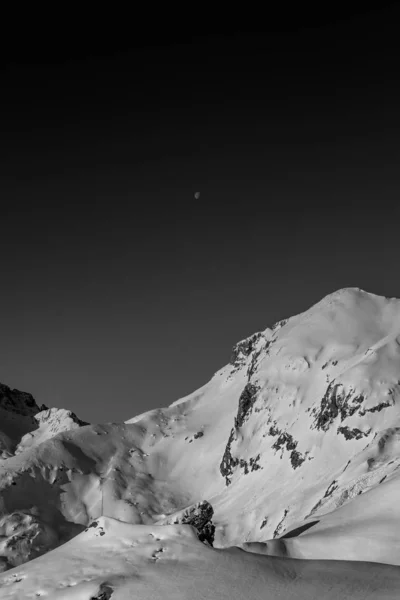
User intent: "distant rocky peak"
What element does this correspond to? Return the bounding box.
[0,383,41,417]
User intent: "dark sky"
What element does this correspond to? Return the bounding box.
[1,5,400,423]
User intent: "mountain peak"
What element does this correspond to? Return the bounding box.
[0,383,41,417]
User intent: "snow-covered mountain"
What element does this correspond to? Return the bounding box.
[2,287,400,598]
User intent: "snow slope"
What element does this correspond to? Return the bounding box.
[1,516,400,600]
[15,408,89,456]
[1,287,400,597]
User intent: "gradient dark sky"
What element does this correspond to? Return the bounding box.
[1,5,400,423]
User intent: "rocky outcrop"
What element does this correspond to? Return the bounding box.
[305,479,339,518]
[220,430,237,485]
[268,427,306,469]
[158,501,216,547]
[230,333,264,369]
[246,338,275,380]
[337,426,371,440]
[90,583,114,599]
[360,400,394,415]
[235,384,260,429]
[273,508,289,538]
[0,509,59,570]
[0,383,42,417]
[311,382,365,431]
[0,383,45,457]
[180,501,215,546]
[238,454,262,475]
[220,384,261,484]
[289,450,306,469]
[272,432,297,452]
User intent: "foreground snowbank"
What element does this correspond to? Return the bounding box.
[0,516,399,600]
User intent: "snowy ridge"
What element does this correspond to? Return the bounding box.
[15,408,89,456]
[2,288,400,598]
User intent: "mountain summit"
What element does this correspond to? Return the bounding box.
[1,287,400,598]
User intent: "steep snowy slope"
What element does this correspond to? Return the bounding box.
[213,288,400,545]
[254,473,400,565]
[1,287,400,597]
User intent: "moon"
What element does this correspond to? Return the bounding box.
[194,191,200,200]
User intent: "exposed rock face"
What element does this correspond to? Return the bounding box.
[90,583,114,599]
[0,383,41,417]
[272,431,297,452]
[269,428,306,469]
[220,383,261,485]
[0,509,59,570]
[180,501,216,546]
[311,382,365,431]
[220,429,237,484]
[360,400,395,415]
[337,426,371,440]
[0,384,44,457]
[289,449,306,469]
[235,384,260,429]
[230,333,264,370]
[273,509,289,538]
[156,501,216,547]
